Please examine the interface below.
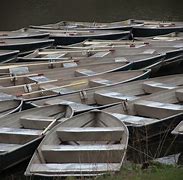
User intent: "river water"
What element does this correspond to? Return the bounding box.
[0,0,183,30]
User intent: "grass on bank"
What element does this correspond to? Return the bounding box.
[94,162,183,180]
[65,162,183,180]
[2,162,183,180]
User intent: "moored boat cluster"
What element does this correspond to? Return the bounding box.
[0,19,183,178]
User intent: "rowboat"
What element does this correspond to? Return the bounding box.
[60,38,183,50]
[30,29,131,45]
[29,74,183,112]
[0,30,49,39]
[0,70,150,101]
[17,48,166,69]
[57,41,183,64]
[0,104,73,171]
[30,19,143,30]
[103,88,183,162]
[25,110,129,177]
[103,87,183,139]
[0,39,54,56]
[0,93,23,118]
[0,62,133,87]
[131,19,183,37]
[3,54,164,75]
[0,50,19,63]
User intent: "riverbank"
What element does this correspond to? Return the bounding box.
[95,162,183,180]
[1,161,183,180]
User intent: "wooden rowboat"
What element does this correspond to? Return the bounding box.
[0,39,54,56]
[131,19,183,37]
[31,29,131,45]
[25,110,129,177]
[0,62,132,86]
[0,70,150,101]
[3,70,151,101]
[0,104,73,171]
[58,43,183,61]
[30,19,142,30]
[0,50,19,63]
[59,39,183,50]
[1,54,164,75]
[0,30,49,39]
[30,74,183,112]
[102,88,183,162]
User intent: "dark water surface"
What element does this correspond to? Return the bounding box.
[0,0,183,30]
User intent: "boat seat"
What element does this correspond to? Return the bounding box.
[0,143,22,153]
[94,91,138,105]
[90,51,111,58]
[41,144,125,163]
[56,127,124,141]
[0,127,42,144]
[45,100,94,112]
[20,115,56,130]
[63,62,78,68]
[109,113,159,126]
[44,53,67,58]
[28,76,51,83]
[89,78,114,87]
[142,81,177,94]
[0,93,15,101]
[134,100,183,119]
[142,49,156,54]
[30,163,121,174]
[114,57,128,62]
[75,69,96,76]
[39,84,73,94]
[9,66,29,75]
[176,89,183,102]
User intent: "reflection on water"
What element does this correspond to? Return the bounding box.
[0,0,183,30]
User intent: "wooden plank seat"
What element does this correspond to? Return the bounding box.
[90,51,111,58]
[56,127,124,141]
[62,62,78,68]
[41,144,125,163]
[142,81,177,94]
[142,49,156,54]
[28,76,51,83]
[89,78,114,87]
[9,66,29,75]
[176,89,183,101]
[75,69,96,76]
[0,127,42,144]
[134,100,183,119]
[39,84,73,94]
[44,53,67,58]
[20,115,56,130]
[110,113,159,126]
[45,100,94,112]
[0,143,22,153]
[0,92,15,101]
[95,91,138,105]
[30,163,121,174]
